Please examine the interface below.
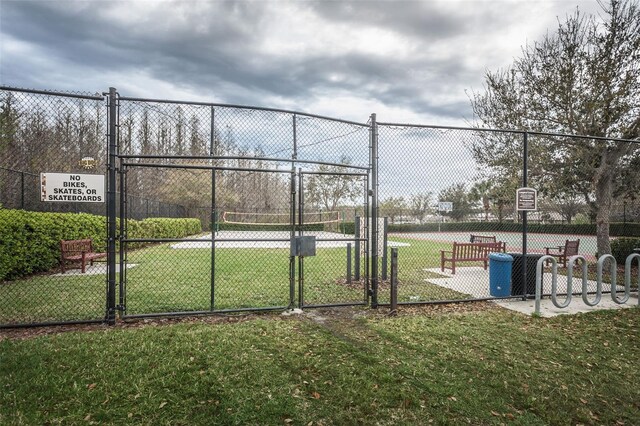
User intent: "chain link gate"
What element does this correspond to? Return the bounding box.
[297,169,370,308]
[116,165,371,318]
[111,95,374,320]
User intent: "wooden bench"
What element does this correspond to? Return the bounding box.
[441,241,505,274]
[545,239,580,268]
[60,239,107,273]
[470,234,496,243]
[470,234,507,251]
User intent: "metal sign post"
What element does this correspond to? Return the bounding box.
[437,201,453,232]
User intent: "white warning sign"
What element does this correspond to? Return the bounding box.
[41,173,105,203]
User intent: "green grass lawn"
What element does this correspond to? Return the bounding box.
[1,238,465,325]
[1,307,638,425]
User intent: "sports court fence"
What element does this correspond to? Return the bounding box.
[376,123,639,306]
[0,85,638,327]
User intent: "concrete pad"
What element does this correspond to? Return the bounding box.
[424,267,638,317]
[495,296,638,318]
[52,263,137,277]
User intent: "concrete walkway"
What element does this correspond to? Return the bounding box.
[52,263,137,277]
[424,267,638,317]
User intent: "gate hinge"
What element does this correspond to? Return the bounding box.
[116,304,125,312]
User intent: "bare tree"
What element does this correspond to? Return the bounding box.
[409,192,432,223]
[305,156,361,212]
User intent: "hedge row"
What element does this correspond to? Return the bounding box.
[0,209,201,281]
[128,217,202,240]
[385,222,640,237]
[336,221,640,237]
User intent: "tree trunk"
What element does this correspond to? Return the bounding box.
[594,165,613,257]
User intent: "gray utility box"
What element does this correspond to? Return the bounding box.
[290,236,316,257]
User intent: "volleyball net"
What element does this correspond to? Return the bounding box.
[220,210,341,226]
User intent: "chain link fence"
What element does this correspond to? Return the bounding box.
[0,88,108,326]
[376,122,639,305]
[1,85,638,326]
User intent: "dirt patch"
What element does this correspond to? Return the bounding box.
[334,277,397,291]
[0,301,500,341]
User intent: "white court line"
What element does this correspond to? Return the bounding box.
[171,231,410,249]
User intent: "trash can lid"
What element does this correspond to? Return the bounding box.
[489,252,513,262]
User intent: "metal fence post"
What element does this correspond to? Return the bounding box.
[297,168,304,309]
[210,106,216,311]
[289,114,297,309]
[370,113,379,308]
[347,243,352,284]
[20,171,25,209]
[382,216,388,280]
[390,247,398,314]
[106,87,117,325]
[522,132,528,301]
[355,216,360,281]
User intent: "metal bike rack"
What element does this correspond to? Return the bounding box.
[535,253,639,316]
[624,253,640,306]
[535,255,557,315]
[578,254,601,306]
[598,255,623,304]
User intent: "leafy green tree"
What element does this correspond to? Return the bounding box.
[469,0,640,255]
[469,180,493,221]
[438,183,473,221]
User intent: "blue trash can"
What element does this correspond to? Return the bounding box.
[489,253,513,297]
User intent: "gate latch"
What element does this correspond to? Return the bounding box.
[290,236,316,257]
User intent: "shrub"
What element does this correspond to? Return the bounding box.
[610,237,640,265]
[0,209,201,281]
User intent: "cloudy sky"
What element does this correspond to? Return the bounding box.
[0,0,603,125]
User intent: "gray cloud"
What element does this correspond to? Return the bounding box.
[0,0,602,123]
[306,0,500,40]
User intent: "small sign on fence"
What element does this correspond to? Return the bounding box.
[41,173,105,203]
[516,187,537,211]
[438,201,453,212]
